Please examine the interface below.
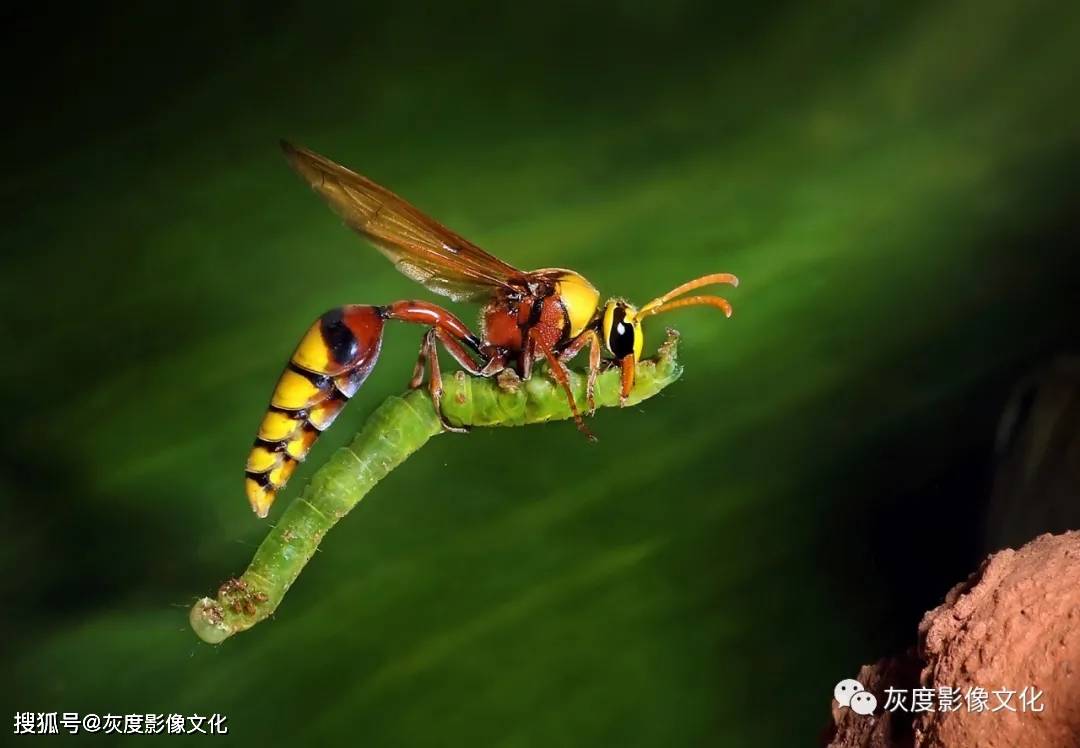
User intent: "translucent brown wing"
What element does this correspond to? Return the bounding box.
[281,141,528,302]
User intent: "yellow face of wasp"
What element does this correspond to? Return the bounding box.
[550,270,601,338]
[602,300,644,362]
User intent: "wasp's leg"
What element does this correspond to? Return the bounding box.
[410,327,487,434]
[383,300,484,355]
[519,335,534,381]
[530,329,596,442]
[385,299,487,380]
[435,327,491,375]
[409,339,428,390]
[480,352,508,377]
[384,300,503,433]
[519,335,534,382]
[415,328,466,433]
[558,329,601,415]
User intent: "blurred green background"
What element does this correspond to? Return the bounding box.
[4,0,1080,744]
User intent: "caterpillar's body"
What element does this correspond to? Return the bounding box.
[193,334,684,644]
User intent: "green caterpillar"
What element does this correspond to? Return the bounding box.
[190,332,683,644]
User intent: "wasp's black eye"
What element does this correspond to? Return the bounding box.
[608,305,636,358]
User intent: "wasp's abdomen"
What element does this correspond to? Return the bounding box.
[245,305,385,517]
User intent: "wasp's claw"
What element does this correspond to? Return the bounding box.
[434,402,469,434]
[585,388,597,416]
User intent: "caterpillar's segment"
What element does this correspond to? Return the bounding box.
[245,305,385,517]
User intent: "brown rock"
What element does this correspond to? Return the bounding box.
[915,531,1080,748]
[825,531,1080,748]
[824,655,919,748]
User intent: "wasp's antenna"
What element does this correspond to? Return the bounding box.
[640,294,733,318]
[638,273,739,319]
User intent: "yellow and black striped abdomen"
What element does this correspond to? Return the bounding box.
[245,305,385,516]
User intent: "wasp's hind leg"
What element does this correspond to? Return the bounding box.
[385,300,498,434]
[410,328,469,433]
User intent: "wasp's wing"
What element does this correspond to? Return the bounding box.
[281,142,527,302]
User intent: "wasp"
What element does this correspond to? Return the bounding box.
[245,142,738,517]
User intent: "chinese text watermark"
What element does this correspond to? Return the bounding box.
[833,679,1044,716]
[13,713,228,735]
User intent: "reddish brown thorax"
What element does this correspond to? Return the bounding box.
[530,296,568,352]
[482,290,569,357]
[482,294,528,350]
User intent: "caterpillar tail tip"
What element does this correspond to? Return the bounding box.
[190,597,233,645]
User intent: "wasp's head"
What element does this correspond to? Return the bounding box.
[603,272,740,400]
[599,298,644,403]
[602,299,644,362]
